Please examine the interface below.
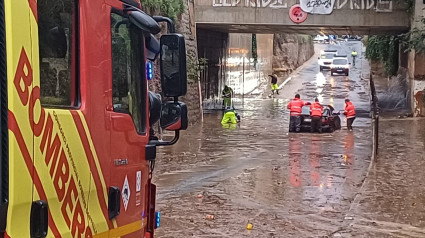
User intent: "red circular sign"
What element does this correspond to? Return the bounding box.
[289,4,307,24]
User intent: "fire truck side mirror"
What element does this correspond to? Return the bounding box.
[160,102,188,131]
[128,10,161,35]
[160,34,187,97]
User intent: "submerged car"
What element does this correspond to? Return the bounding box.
[330,55,350,76]
[318,50,337,72]
[300,105,342,132]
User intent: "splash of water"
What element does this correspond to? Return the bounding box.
[377,71,409,112]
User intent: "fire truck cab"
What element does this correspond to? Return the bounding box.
[0,0,187,237]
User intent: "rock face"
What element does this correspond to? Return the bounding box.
[272,34,314,75]
[176,0,202,125]
[147,0,201,125]
[370,60,387,77]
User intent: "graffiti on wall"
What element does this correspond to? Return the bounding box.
[300,0,335,14]
[335,0,392,11]
[212,0,393,11]
[212,0,288,8]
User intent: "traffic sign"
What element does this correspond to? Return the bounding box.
[289,4,307,24]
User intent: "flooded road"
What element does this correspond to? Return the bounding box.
[154,41,372,237]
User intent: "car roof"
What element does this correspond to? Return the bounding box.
[321,51,337,55]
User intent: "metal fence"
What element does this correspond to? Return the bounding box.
[369,73,379,156]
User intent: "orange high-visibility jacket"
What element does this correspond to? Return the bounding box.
[287,98,308,116]
[344,102,356,118]
[310,102,323,117]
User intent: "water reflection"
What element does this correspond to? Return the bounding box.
[316,72,326,87]
[222,123,238,130]
[309,136,321,187]
[329,77,335,87]
[289,135,302,188]
[343,132,355,180]
[224,34,273,98]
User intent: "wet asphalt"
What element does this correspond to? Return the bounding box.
[154,41,374,237]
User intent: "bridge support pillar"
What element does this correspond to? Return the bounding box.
[408,0,425,116]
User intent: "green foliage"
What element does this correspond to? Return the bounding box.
[187,58,208,83]
[400,27,425,54]
[141,0,184,20]
[394,0,414,15]
[300,35,313,44]
[386,37,399,76]
[405,0,414,15]
[366,35,399,76]
[393,1,425,53]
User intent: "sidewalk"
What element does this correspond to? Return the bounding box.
[341,118,425,237]
[336,67,425,236]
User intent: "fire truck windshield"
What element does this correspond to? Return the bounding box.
[111,12,146,134]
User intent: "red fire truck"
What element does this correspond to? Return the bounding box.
[0,0,188,237]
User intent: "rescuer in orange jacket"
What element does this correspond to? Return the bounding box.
[287,94,310,132]
[344,99,356,131]
[310,98,323,133]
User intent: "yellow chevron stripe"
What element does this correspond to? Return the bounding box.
[76,110,119,228]
[93,220,143,238]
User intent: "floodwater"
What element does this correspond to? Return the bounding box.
[154,41,373,237]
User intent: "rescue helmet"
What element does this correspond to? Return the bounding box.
[315,98,319,102]
[295,94,300,99]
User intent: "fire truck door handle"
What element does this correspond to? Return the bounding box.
[108,186,121,220]
[30,200,48,238]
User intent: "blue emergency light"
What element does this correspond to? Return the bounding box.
[155,211,161,229]
[146,61,153,80]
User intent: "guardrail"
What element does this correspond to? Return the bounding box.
[369,73,379,156]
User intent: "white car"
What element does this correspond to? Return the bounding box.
[313,34,327,43]
[330,55,350,76]
[318,50,337,72]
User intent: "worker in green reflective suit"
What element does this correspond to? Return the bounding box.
[222,85,233,109]
[221,109,240,125]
